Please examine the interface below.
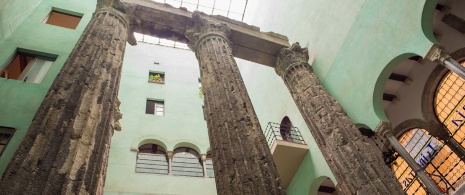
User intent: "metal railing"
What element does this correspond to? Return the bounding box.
[264,122,306,149]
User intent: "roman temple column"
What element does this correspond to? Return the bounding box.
[275,43,405,194]
[185,12,286,195]
[0,0,135,194]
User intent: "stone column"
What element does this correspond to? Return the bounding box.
[0,1,135,194]
[275,43,404,194]
[426,44,465,79]
[377,122,443,195]
[167,151,173,175]
[185,12,285,195]
[201,154,208,178]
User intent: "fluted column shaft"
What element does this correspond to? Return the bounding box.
[186,12,285,195]
[275,43,404,194]
[0,2,131,194]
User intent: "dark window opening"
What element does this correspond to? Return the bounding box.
[0,51,55,83]
[0,127,15,156]
[146,99,164,116]
[43,10,82,29]
[280,116,293,142]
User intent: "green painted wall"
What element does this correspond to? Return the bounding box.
[244,0,434,129]
[104,43,216,195]
[236,59,335,194]
[0,0,95,176]
[242,0,437,193]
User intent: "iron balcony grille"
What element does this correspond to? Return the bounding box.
[264,122,306,148]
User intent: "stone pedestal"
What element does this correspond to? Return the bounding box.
[0,1,133,194]
[186,12,285,195]
[275,43,404,194]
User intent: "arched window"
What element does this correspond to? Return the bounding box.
[391,128,464,194]
[136,144,168,174]
[280,116,293,142]
[316,178,336,195]
[434,62,465,139]
[172,147,203,177]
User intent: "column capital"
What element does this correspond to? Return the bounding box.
[200,154,207,161]
[185,12,231,52]
[275,42,311,77]
[166,151,174,159]
[96,0,138,46]
[425,44,451,66]
[375,121,394,138]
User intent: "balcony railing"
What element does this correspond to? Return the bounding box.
[264,122,306,148]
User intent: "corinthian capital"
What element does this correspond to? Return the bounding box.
[275,42,310,77]
[185,12,231,51]
[375,121,394,138]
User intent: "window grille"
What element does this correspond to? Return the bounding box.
[172,147,203,177]
[136,144,168,174]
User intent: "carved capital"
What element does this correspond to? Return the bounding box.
[375,121,394,138]
[275,42,310,77]
[96,0,138,46]
[166,151,174,159]
[425,44,451,66]
[200,154,207,161]
[185,12,231,52]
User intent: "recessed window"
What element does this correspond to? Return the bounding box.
[172,147,203,177]
[146,99,164,116]
[136,144,168,175]
[148,71,165,84]
[0,127,15,156]
[0,51,55,83]
[43,10,82,29]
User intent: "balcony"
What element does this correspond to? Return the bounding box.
[264,122,309,189]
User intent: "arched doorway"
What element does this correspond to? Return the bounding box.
[280,116,293,142]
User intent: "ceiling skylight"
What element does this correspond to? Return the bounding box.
[136,0,248,49]
[152,0,248,21]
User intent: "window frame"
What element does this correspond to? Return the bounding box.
[146,99,165,116]
[0,50,57,83]
[0,127,16,156]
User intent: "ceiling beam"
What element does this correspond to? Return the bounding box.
[124,0,290,67]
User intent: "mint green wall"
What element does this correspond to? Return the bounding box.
[0,0,95,176]
[236,59,335,194]
[104,43,216,195]
[244,0,434,129]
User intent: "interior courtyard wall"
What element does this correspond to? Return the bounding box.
[244,0,435,129]
[236,59,335,194]
[0,0,95,176]
[104,42,216,195]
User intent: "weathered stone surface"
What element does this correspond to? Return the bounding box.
[275,43,405,194]
[0,1,131,194]
[186,12,286,195]
[123,0,290,67]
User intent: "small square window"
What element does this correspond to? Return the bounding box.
[146,99,164,116]
[0,127,15,156]
[0,51,56,83]
[148,71,165,84]
[43,10,82,29]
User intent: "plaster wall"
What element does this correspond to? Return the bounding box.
[104,43,216,195]
[236,59,335,194]
[0,0,95,176]
[244,0,434,129]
